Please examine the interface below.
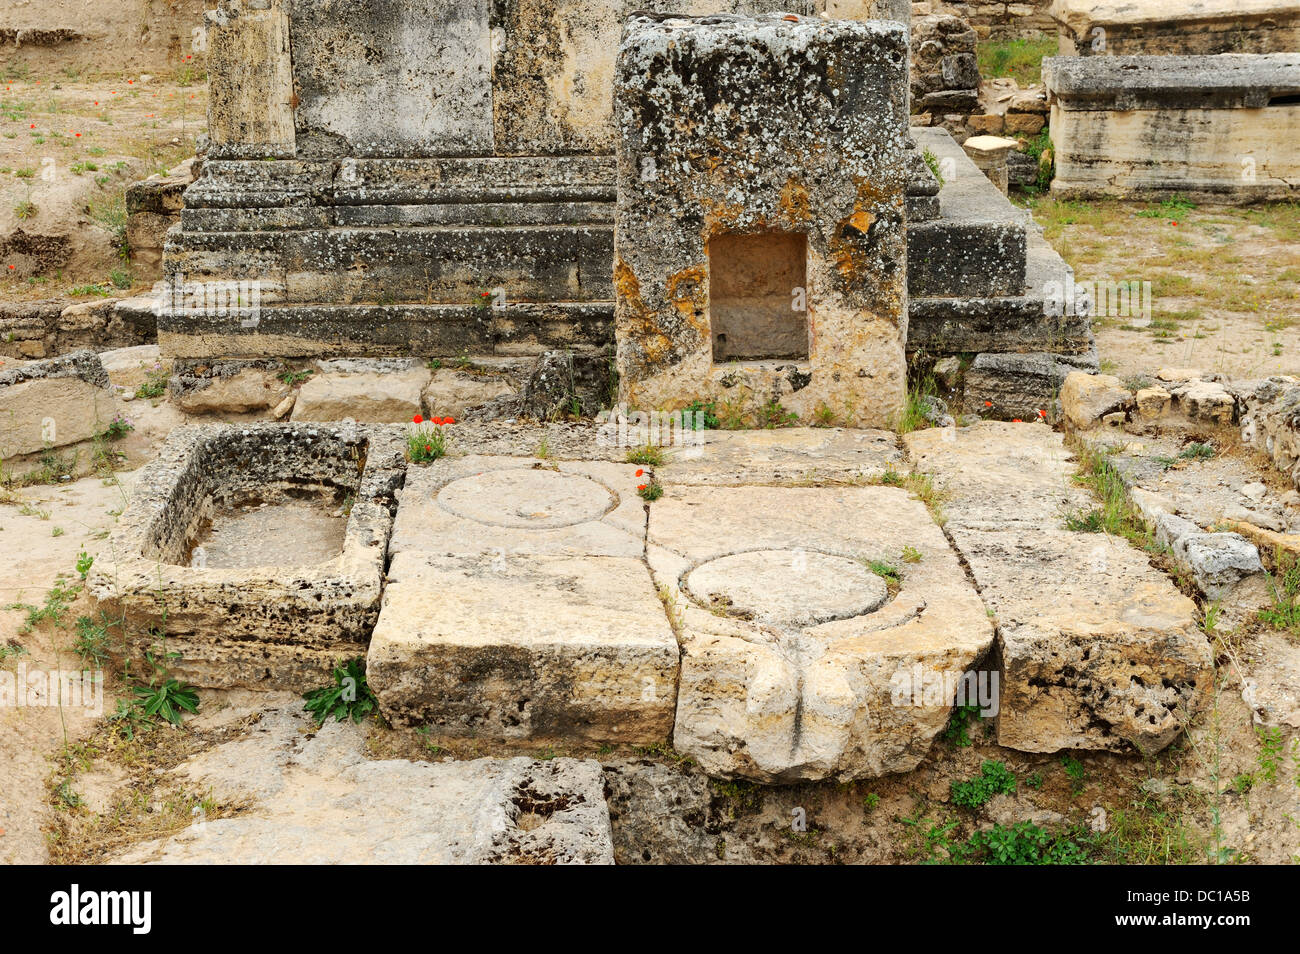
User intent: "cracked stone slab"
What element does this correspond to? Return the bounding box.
[389,455,647,559]
[115,704,613,864]
[368,550,678,742]
[648,484,994,782]
[658,427,904,486]
[906,422,1213,754]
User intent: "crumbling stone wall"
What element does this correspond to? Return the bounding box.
[919,1,1056,38]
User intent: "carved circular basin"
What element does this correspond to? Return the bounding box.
[436,468,616,529]
[684,549,888,627]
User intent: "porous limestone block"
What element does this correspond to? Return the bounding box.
[0,350,114,458]
[88,423,406,691]
[906,422,1213,754]
[289,0,494,157]
[206,0,295,156]
[1059,370,1132,430]
[368,551,679,742]
[1050,0,1300,56]
[649,485,995,782]
[290,368,430,422]
[387,455,648,560]
[614,14,910,429]
[1045,53,1300,203]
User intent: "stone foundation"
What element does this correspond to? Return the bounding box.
[1045,53,1300,202]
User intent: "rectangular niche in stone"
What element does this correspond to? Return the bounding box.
[613,13,910,429]
[709,232,809,362]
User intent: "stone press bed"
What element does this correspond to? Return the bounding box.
[89,422,405,690]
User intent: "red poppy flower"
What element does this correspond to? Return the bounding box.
[984,401,993,408]
[635,469,644,477]
[413,414,423,424]
[638,484,648,491]
[443,416,455,425]
[1012,418,1023,423]
[425,444,432,454]
[1037,409,1046,418]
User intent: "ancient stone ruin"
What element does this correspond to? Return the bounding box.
[158,0,1089,425]
[1045,1,1300,202]
[8,0,1300,869]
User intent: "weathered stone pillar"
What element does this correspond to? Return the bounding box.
[614,13,910,429]
[205,0,295,158]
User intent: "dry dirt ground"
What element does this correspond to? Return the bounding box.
[0,74,205,295]
[1024,195,1300,380]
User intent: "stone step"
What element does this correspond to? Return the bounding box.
[904,422,1214,755]
[368,457,676,743]
[909,223,1094,357]
[169,223,615,303]
[182,200,613,231]
[908,126,1028,298]
[111,704,615,865]
[156,300,614,359]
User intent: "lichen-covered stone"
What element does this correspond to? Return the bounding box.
[614,13,910,429]
[0,349,114,459]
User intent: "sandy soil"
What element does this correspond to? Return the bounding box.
[0,76,206,294]
[1026,197,1300,381]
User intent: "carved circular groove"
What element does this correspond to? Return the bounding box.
[436,469,616,529]
[684,549,888,627]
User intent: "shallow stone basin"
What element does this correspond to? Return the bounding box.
[90,422,406,690]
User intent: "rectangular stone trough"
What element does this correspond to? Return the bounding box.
[90,422,406,690]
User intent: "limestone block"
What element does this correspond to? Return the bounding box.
[290,369,430,422]
[289,0,493,157]
[0,350,114,458]
[1045,54,1300,203]
[368,551,679,742]
[1135,385,1171,419]
[422,368,515,418]
[115,729,616,865]
[88,423,407,691]
[1050,1,1300,56]
[206,0,295,156]
[906,422,1213,754]
[1176,380,1237,425]
[388,455,647,560]
[650,485,994,782]
[177,367,293,415]
[1059,370,1131,429]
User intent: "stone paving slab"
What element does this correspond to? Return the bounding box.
[368,550,677,742]
[114,707,613,865]
[906,422,1213,754]
[389,455,646,559]
[659,427,903,486]
[648,484,994,782]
